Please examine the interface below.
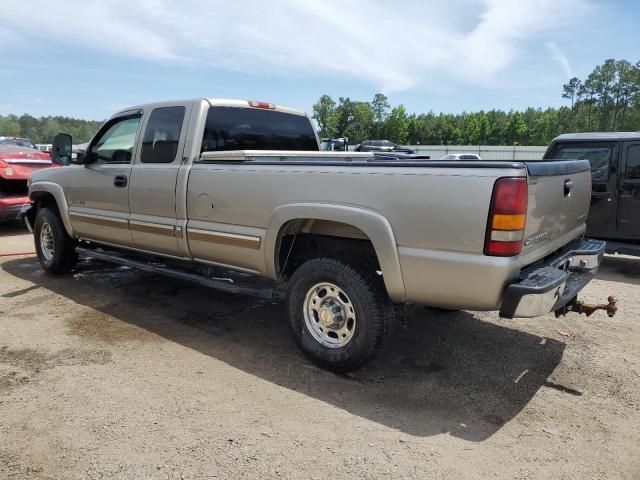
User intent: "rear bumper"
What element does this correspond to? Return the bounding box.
[499,238,605,318]
[0,197,30,221]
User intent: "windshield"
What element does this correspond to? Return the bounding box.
[441,154,458,160]
[0,138,37,150]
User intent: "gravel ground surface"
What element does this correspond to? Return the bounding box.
[1,226,639,479]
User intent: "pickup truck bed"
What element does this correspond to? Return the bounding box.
[25,98,610,372]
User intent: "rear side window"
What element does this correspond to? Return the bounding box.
[551,143,612,182]
[141,106,186,163]
[201,107,317,152]
[627,145,640,180]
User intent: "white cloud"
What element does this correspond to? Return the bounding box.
[546,41,573,79]
[0,0,588,91]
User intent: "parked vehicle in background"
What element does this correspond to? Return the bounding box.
[544,132,640,255]
[320,137,348,151]
[372,152,431,160]
[355,140,415,154]
[440,153,482,160]
[0,144,56,221]
[0,137,38,150]
[26,97,611,372]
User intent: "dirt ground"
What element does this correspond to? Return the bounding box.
[1,224,639,479]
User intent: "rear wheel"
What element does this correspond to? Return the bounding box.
[34,207,77,274]
[287,257,394,373]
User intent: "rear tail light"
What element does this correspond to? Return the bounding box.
[248,100,276,110]
[484,177,528,256]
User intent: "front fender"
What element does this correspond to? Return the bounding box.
[29,181,74,237]
[265,203,406,303]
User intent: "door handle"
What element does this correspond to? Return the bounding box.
[563,179,574,197]
[113,175,128,188]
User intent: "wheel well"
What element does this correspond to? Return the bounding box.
[276,219,380,278]
[28,192,59,224]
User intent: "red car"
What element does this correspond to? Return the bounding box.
[0,144,56,221]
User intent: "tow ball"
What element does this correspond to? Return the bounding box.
[556,296,618,318]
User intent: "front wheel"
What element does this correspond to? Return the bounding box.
[287,258,394,373]
[34,207,78,274]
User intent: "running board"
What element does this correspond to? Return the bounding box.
[75,246,273,300]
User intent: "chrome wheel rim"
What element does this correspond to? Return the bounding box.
[303,282,357,348]
[39,222,54,261]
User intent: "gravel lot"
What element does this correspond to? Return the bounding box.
[1,224,639,479]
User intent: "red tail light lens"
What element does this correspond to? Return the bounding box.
[484,177,528,256]
[248,100,276,109]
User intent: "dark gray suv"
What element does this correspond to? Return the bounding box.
[355,140,415,154]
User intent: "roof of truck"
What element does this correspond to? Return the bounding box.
[552,132,640,142]
[114,98,307,118]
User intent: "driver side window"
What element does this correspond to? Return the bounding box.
[91,116,141,164]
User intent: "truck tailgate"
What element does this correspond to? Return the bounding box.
[521,160,592,257]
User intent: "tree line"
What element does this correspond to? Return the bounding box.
[313,58,640,146]
[0,115,103,145]
[1,59,638,147]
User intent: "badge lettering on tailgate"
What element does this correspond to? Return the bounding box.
[524,231,550,246]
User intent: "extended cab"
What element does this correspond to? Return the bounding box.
[26,98,611,372]
[544,132,640,255]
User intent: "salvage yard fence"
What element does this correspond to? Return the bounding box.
[407,145,547,160]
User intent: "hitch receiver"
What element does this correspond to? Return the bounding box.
[556,296,618,318]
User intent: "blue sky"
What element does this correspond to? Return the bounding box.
[0,0,638,120]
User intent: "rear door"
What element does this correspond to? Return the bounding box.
[128,103,191,256]
[617,142,640,237]
[545,141,619,238]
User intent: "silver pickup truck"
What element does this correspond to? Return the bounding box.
[26,98,611,372]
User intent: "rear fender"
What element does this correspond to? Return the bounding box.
[265,203,406,302]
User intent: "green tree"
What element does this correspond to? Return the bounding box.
[344,102,374,144]
[371,93,390,139]
[505,112,529,145]
[312,95,337,138]
[383,105,409,144]
[562,77,582,109]
[0,116,21,136]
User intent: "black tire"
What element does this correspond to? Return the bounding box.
[287,257,395,373]
[34,207,78,274]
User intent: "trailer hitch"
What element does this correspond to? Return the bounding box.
[556,296,618,318]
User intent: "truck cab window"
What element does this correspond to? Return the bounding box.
[201,107,317,152]
[91,117,141,164]
[141,106,186,163]
[552,144,612,182]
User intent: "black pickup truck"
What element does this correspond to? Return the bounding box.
[543,132,640,255]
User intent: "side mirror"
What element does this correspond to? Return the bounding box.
[51,133,73,166]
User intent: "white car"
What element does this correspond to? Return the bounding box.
[440,153,482,160]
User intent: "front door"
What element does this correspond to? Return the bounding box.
[65,114,142,246]
[128,103,191,256]
[617,142,640,237]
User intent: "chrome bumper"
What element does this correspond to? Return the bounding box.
[499,238,605,319]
